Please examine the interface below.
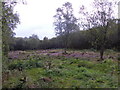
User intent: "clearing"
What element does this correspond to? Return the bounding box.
[3,49,119,88]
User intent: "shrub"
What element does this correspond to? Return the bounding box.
[8,61,24,70]
[8,59,43,70]
[77,60,94,68]
[45,68,62,77]
[117,55,120,60]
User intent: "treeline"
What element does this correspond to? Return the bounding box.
[2,0,120,59]
[10,26,119,51]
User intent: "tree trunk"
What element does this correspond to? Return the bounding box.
[100,47,104,60]
[63,34,69,54]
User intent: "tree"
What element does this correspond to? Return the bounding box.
[2,1,20,56]
[42,37,49,49]
[53,2,79,53]
[117,19,120,51]
[1,0,26,56]
[28,34,40,50]
[14,37,26,50]
[80,0,117,60]
[69,31,91,49]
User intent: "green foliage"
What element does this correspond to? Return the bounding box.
[79,0,117,59]
[2,2,20,56]
[53,2,78,36]
[3,52,118,88]
[10,26,118,51]
[53,2,79,52]
[117,55,120,60]
[8,59,42,70]
[77,60,95,68]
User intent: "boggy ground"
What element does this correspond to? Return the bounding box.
[2,49,119,88]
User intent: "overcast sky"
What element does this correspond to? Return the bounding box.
[14,0,118,40]
[14,0,94,40]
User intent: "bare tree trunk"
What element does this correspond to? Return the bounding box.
[100,46,104,60]
[63,34,69,54]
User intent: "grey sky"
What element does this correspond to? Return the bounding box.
[14,0,94,40]
[14,0,118,40]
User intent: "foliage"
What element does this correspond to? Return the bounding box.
[10,27,119,51]
[79,0,117,60]
[7,1,118,54]
[2,0,119,88]
[8,59,42,70]
[53,2,79,52]
[2,2,20,56]
[3,50,119,88]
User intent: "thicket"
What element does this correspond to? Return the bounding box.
[10,25,119,51]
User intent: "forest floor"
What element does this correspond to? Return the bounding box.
[2,49,120,88]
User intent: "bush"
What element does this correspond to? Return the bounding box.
[8,59,42,70]
[77,60,94,68]
[45,68,62,77]
[8,61,23,70]
[117,55,120,60]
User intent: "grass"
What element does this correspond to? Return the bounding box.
[2,49,119,88]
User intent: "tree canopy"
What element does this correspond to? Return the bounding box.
[2,1,20,56]
[79,0,117,60]
[53,2,79,53]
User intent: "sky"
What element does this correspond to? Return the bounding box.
[14,0,118,40]
[14,0,94,40]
